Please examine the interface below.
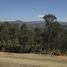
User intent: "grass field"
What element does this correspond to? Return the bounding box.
[0,52,67,67]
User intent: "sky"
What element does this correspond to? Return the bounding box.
[0,0,67,21]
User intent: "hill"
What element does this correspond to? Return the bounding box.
[0,20,67,29]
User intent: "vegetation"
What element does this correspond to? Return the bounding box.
[0,14,67,55]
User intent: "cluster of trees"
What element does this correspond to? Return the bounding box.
[0,14,67,55]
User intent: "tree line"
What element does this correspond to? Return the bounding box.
[0,14,67,55]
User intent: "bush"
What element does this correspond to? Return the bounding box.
[50,49,61,56]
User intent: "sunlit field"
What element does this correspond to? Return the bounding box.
[0,52,67,67]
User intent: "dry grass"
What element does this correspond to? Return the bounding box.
[0,62,43,67]
[0,52,67,67]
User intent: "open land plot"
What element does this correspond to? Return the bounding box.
[0,52,67,67]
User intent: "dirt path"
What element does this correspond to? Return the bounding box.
[0,52,67,67]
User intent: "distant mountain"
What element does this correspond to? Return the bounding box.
[59,22,67,29]
[10,20,67,29]
[6,20,45,28]
[0,20,67,29]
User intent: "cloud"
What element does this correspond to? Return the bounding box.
[37,15,44,18]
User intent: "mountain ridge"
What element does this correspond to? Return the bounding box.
[0,20,67,28]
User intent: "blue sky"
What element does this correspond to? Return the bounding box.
[0,0,67,21]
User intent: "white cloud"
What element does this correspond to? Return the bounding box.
[37,15,44,18]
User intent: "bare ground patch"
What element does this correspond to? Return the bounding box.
[0,52,67,67]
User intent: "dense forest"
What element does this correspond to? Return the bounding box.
[0,14,67,55]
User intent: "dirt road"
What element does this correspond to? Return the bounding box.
[0,52,67,67]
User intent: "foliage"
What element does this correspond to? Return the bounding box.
[0,14,67,55]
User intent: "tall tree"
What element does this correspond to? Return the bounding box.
[43,14,57,26]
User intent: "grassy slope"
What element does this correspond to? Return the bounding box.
[0,52,67,67]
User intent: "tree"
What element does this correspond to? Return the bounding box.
[42,14,57,52]
[43,14,57,26]
[18,24,29,52]
[42,14,65,55]
[0,16,66,54]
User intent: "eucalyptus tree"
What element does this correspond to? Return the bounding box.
[43,14,57,26]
